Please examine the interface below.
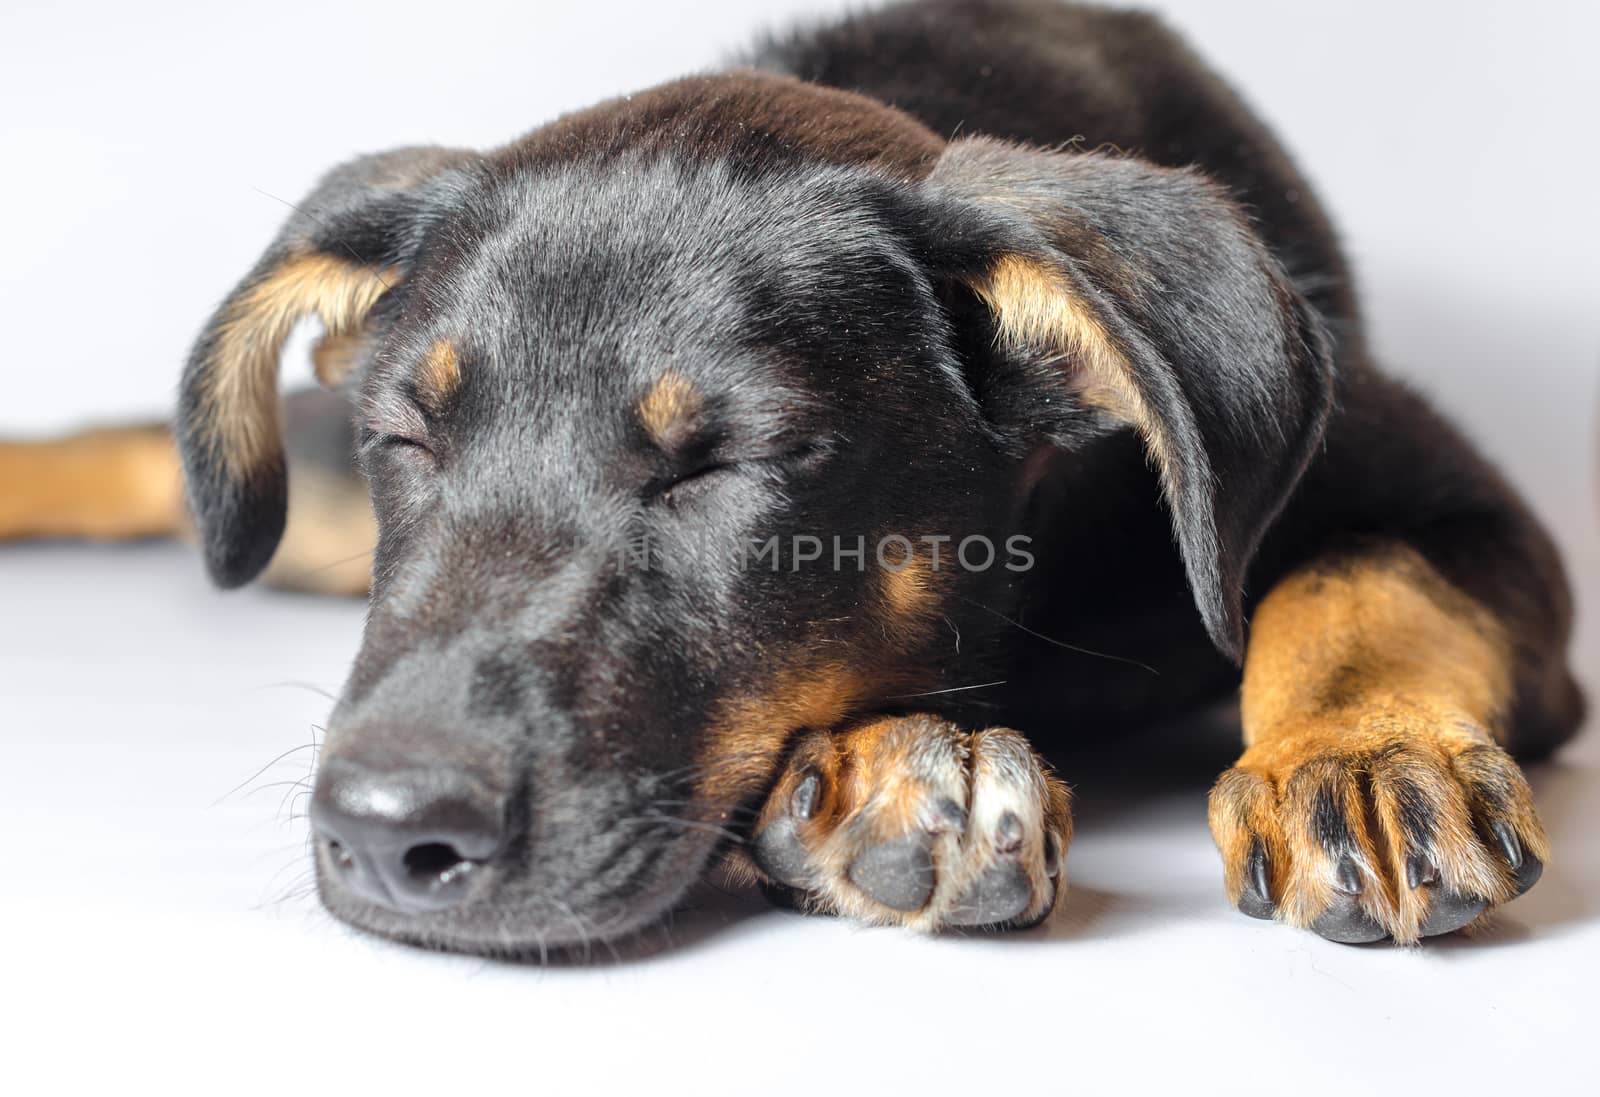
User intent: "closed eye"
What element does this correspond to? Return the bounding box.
[649,441,827,506]
[379,434,432,453]
[652,461,737,505]
[357,427,436,464]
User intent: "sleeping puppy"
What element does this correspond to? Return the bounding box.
[4,0,1582,953]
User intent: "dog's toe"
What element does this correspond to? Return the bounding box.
[1418,889,1489,938]
[1310,893,1389,944]
[946,858,1033,927]
[750,716,1072,931]
[1209,719,1549,946]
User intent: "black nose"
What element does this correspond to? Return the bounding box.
[309,756,507,914]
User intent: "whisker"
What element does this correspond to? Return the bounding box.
[212,740,321,806]
[618,813,746,845]
[250,680,339,702]
[954,595,1160,675]
[885,678,1007,700]
[300,550,375,577]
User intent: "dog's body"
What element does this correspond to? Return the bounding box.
[1,0,1582,952]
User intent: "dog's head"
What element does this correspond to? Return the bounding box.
[178,73,1330,954]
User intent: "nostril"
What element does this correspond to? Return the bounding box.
[310,755,507,914]
[403,841,472,883]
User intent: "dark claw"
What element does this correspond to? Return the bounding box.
[1489,820,1542,896]
[1238,839,1275,920]
[1491,820,1523,870]
[848,834,936,912]
[1513,852,1543,897]
[946,861,1033,926]
[1334,854,1365,896]
[1406,852,1438,890]
[752,773,823,888]
[790,771,820,820]
[1043,832,1061,879]
[1311,892,1389,944]
[1419,890,1488,937]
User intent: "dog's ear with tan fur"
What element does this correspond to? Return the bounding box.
[918,138,1335,662]
[177,146,476,588]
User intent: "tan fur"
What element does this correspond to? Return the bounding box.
[312,332,366,388]
[749,716,1071,930]
[0,426,186,540]
[201,253,397,479]
[970,254,1166,466]
[877,551,943,642]
[416,339,461,405]
[0,423,375,595]
[696,661,864,810]
[636,370,701,449]
[261,468,377,596]
[1240,543,1513,741]
[1210,542,1545,943]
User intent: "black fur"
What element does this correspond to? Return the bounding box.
[173,0,1582,955]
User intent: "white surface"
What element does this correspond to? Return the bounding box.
[2,1,1597,1093]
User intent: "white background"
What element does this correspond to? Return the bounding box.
[2,1,1596,1093]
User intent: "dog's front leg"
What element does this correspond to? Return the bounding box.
[1209,541,1548,944]
[748,715,1072,930]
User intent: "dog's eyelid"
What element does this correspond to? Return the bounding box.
[356,415,436,460]
[358,390,435,448]
[646,436,828,506]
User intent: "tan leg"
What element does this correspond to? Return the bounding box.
[0,422,374,596]
[0,426,186,540]
[261,468,375,597]
[1209,542,1547,944]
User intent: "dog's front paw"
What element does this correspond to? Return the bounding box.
[751,716,1072,930]
[1209,710,1547,945]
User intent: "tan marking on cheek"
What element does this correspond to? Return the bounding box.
[202,253,398,480]
[416,339,461,404]
[696,663,863,809]
[637,370,702,448]
[971,254,1168,468]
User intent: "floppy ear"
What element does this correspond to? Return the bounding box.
[178,146,474,588]
[922,138,1335,663]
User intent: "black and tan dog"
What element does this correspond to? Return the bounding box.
[2,0,1583,952]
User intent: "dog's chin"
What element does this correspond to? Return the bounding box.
[312,839,717,962]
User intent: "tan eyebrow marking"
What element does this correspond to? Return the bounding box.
[416,339,461,403]
[637,370,702,448]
